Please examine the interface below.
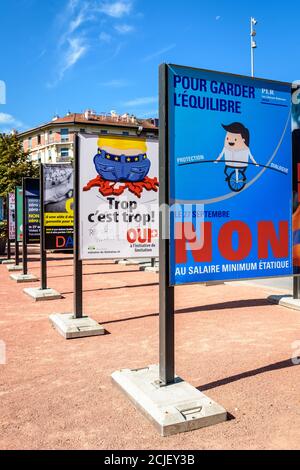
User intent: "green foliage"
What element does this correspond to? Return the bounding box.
[0,133,39,197]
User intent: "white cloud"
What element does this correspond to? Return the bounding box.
[123,96,157,107]
[142,44,176,62]
[0,113,24,130]
[114,23,134,34]
[50,0,134,86]
[62,37,87,75]
[216,15,221,20]
[98,1,132,18]
[99,31,112,43]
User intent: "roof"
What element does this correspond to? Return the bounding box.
[18,112,159,137]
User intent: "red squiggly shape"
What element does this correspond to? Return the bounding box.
[83,175,159,198]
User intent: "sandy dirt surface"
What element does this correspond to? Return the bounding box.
[0,253,300,450]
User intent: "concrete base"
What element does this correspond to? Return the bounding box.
[268,295,300,311]
[10,273,38,283]
[49,313,105,339]
[112,364,227,437]
[23,287,62,302]
[1,259,15,265]
[118,259,146,266]
[7,264,23,272]
[140,265,159,273]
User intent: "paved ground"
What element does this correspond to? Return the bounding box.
[0,253,300,450]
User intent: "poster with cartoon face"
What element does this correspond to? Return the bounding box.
[167,65,293,285]
[79,134,159,260]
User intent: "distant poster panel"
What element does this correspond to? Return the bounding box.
[8,192,15,240]
[16,186,23,243]
[43,164,74,250]
[78,134,159,259]
[24,178,40,244]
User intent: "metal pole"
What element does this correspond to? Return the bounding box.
[6,194,11,260]
[22,179,28,275]
[251,18,254,78]
[15,187,19,266]
[293,277,300,299]
[40,164,47,290]
[73,133,83,319]
[159,63,175,386]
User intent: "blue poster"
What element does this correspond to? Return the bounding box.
[167,64,293,285]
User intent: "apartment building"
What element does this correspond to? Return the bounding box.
[19,110,159,163]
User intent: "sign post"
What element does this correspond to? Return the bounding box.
[158,62,175,386]
[73,134,83,318]
[7,187,23,272]
[2,193,15,265]
[24,166,62,301]
[10,179,39,283]
[7,194,11,260]
[112,63,294,436]
[271,83,300,307]
[49,137,104,338]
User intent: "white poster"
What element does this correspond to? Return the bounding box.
[79,133,159,260]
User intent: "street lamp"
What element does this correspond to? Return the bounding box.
[250,17,258,77]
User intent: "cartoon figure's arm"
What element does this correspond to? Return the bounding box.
[249,150,258,166]
[215,148,225,163]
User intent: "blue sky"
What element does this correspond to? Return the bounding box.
[0,0,299,133]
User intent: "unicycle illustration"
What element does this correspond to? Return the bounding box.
[226,167,247,192]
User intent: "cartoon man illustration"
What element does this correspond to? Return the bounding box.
[215,122,258,183]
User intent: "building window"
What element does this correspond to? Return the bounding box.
[60,148,69,159]
[49,130,53,143]
[60,128,69,142]
[28,137,32,149]
[37,134,41,145]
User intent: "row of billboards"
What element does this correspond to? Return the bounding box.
[5,66,300,287]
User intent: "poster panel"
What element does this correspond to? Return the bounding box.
[292,86,300,274]
[167,64,293,285]
[16,186,23,243]
[24,178,40,244]
[78,134,159,260]
[43,164,74,250]
[8,192,15,240]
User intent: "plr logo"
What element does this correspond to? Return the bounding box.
[0,340,6,365]
[0,80,6,104]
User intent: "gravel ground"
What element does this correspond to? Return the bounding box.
[0,253,300,450]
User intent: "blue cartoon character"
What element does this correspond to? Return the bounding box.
[94,136,150,183]
[215,122,258,192]
[84,136,159,198]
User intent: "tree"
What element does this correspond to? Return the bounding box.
[0,132,39,197]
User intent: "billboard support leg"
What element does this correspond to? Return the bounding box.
[7,187,23,272]
[22,179,28,276]
[23,167,59,299]
[293,277,300,300]
[11,179,38,283]
[48,135,105,337]
[111,63,227,436]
